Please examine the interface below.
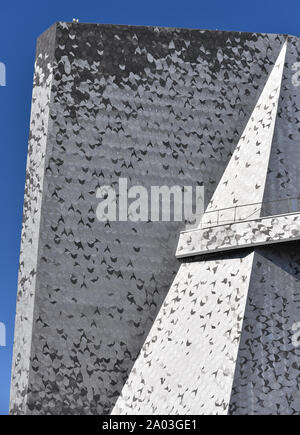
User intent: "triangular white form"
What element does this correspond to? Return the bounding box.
[112,41,287,415]
[201,41,287,227]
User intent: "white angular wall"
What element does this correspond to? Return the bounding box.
[113,41,295,415]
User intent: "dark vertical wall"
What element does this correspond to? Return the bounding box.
[229,245,300,414]
[10,23,57,414]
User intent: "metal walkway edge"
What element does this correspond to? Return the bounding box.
[177,211,300,258]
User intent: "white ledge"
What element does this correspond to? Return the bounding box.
[176,212,300,258]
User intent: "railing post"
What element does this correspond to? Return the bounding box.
[234,206,237,222]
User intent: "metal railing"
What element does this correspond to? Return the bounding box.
[184,196,300,232]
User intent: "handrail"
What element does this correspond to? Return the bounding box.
[184,196,300,231]
[204,195,300,214]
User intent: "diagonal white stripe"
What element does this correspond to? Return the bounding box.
[201,41,287,227]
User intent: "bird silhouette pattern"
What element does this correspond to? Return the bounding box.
[9,22,299,415]
[10,24,56,415]
[112,252,255,414]
[262,36,300,210]
[202,42,286,222]
[229,246,300,414]
[177,213,300,257]
[113,36,300,414]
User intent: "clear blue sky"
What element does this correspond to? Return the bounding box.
[0,0,299,415]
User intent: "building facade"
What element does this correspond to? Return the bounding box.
[10,22,300,415]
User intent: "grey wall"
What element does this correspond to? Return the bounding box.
[10,22,299,415]
[229,245,300,414]
[10,24,56,415]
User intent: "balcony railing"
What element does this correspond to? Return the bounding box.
[184,196,300,232]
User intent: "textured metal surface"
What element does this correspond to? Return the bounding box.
[10,24,56,415]
[112,252,255,415]
[262,35,300,207]
[10,22,300,415]
[229,245,300,415]
[228,34,300,415]
[200,42,286,223]
[113,44,292,415]
[176,212,300,257]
